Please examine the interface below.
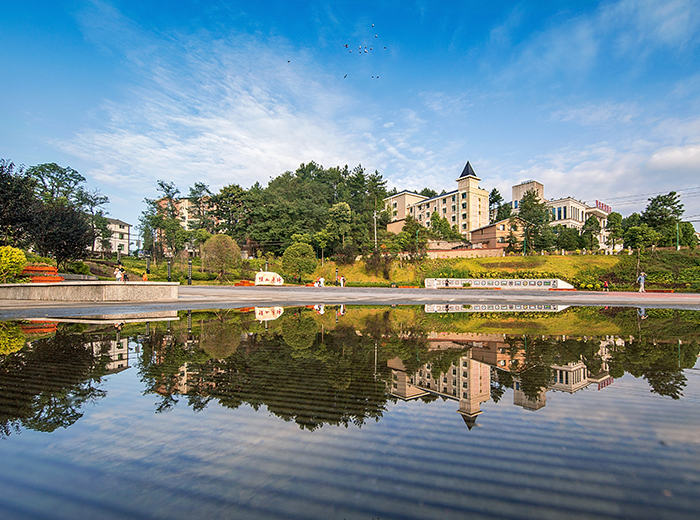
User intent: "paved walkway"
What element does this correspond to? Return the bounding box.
[1,285,699,320]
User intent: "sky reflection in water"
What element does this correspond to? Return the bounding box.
[1,305,699,519]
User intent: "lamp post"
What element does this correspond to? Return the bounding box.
[167,255,172,282]
[145,254,150,275]
[187,244,192,285]
[677,221,680,251]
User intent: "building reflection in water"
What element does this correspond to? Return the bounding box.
[1,306,698,436]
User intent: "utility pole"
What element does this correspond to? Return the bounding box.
[677,221,680,251]
[373,209,378,250]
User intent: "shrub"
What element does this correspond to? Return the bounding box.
[0,246,27,283]
[67,261,91,275]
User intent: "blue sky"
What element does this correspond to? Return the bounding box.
[2,0,700,231]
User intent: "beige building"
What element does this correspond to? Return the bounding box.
[469,217,525,249]
[384,161,490,237]
[510,179,612,250]
[93,218,131,255]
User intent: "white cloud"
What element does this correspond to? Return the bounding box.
[550,101,639,126]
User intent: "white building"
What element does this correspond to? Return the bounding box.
[94,218,131,255]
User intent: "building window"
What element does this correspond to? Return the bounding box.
[409,208,413,213]
[557,207,562,220]
[461,192,467,199]
[563,206,567,219]
[514,200,518,208]
[442,198,446,204]
[451,216,456,222]
[462,223,467,229]
[498,224,505,230]
[462,213,467,219]
[462,202,467,209]
[393,210,398,217]
[451,205,456,211]
[442,207,447,214]
[119,233,124,239]
[393,202,397,208]
[498,237,505,243]
[418,214,422,220]
[462,382,468,388]
[452,195,456,201]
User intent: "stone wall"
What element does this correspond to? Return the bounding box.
[0,281,179,301]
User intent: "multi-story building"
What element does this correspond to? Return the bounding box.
[510,180,612,250]
[93,218,131,255]
[384,161,490,238]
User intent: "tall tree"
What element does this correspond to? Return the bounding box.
[489,188,504,223]
[0,159,40,247]
[641,192,684,246]
[75,188,110,255]
[26,163,86,205]
[187,182,215,233]
[32,203,93,270]
[606,212,623,250]
[580,216,602,250]
[514,189,553,253]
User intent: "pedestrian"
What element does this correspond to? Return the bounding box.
[319,276,325,287]
[636,272,646,293]
[114,267,122,282]
[603,280,609,292]
[340,275,346,287]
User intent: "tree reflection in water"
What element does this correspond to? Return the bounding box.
[1,306,698,435]
[0,327,109,438]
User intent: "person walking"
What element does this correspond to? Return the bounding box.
[636,272,646,293]
[114,267,123,282]
[603,280,609,292]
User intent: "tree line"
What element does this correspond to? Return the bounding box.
[0,159,111,269]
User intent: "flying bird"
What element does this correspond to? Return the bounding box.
[344,74,347,78]
[372,24,374,27]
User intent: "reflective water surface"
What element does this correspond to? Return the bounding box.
[1,305,699,519]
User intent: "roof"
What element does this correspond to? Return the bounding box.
[458,161,478,179]
[106,218,131,227]
[383,189,426,201]
[415,189,458,204]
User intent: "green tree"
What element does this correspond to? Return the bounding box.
[282,242,317,283]
[606,211,623,250]
[489,188,504,223]
[623,224,662,250]
[313,229,332,265]
[74,188,110,255]
[141,181,187,257]
[556,225,580,251]
[580,216,602,250]
[0,159,41,247]
[516,190,553,252]
[327,202,352,246]
[203,234,241,282]
[495,203,512,222]
[26,162,86,205]
[641,192,684,246]
[33,203,93,270]
[419,187,438,198]
[187,182,215,233]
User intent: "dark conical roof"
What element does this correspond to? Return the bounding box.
[459,161,477,178]
[460,413,478,430]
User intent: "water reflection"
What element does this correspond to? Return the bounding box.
[1,306,698,437]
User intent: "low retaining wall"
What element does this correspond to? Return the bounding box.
[0,281,179,301]
[426,248,505,259]
[424,278,574,290]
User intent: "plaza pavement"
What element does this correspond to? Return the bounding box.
[0,285,699,320]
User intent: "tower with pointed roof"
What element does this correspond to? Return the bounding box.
[455,161,489,234]
[383,160,489,237]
